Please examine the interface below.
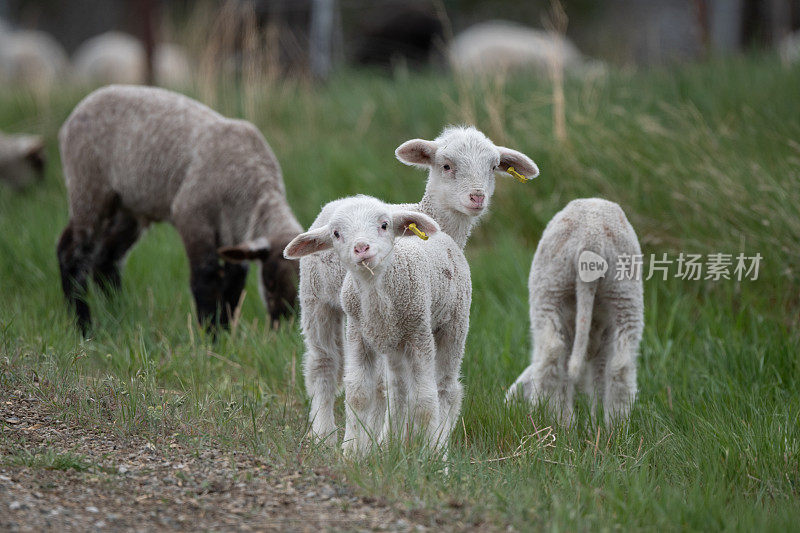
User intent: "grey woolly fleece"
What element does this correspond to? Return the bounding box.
[59,84,301,250]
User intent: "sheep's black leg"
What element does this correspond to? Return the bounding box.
[188,254,226,333]
[92,208,141,295]
[57,222,92,335]
[221,262,249,328]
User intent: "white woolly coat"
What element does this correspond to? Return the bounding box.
[340,231,471,355]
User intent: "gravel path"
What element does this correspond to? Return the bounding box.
[0,384,432,532]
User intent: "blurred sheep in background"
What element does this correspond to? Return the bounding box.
[0,1,798,90]
[0,23,69,90]
[72,31,192,88]
[0,131,45,190]
[448,21,593,76]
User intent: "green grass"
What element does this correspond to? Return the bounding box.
[3,447,94,473]
[1,54,799,530]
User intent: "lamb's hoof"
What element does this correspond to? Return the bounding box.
[341,440,361,460]
[307,427,338,446]
[504,384,520,404]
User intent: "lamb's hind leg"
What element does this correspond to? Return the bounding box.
[433,320,468,450]
[505,363,537,403]
[302,298,344,442]
[529,318,574,426]
[57,221,93,334]
[59,192,134,334]
[92,206,141,295]
[381,335,439,449]
[603,297,643,425]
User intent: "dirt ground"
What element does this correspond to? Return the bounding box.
[0,382,462,532]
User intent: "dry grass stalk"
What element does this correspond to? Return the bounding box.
[544,0,569,142]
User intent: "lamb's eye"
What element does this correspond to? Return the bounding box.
[380,221,388,230]
[443,164,451,171]
[333,230,340,239]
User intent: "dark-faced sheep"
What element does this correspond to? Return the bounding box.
[57,85,302,334]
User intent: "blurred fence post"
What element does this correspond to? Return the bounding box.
[309,0,336,80]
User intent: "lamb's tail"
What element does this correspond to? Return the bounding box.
[568,277,597,382]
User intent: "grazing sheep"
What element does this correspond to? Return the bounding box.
[57,85,302,334]
[449,21,601,77]
[0,28,69,90]
[285,196,471,457]
[300,125,539,442]
[506,198,644,425]
[0,132,45,189]
[73,32,192,87]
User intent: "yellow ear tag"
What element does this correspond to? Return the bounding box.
[408,223,429,240]
[507,166,529,183]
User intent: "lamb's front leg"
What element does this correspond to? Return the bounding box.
[383,336,440,448]
[301,298,344,443]
[342,322,385,458]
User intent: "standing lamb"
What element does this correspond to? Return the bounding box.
[506,198,644,425]
[300,126,539,442]
[57,85,302,334]
[285,196,471,457]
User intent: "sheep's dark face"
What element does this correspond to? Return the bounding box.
[259,244,300,326]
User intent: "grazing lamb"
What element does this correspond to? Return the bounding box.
[285,196,471,457]
[506,198,644,425]
[57,85,302,334]
[300,126,539,442]
[0,132,45,189]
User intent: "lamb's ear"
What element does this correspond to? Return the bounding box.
[392,210,440,238]
[497,147,539,179]
[218,236,271,263]
[283,226,333,259]
[395,139,438,168]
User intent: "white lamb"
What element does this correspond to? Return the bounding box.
[285,196,471,457]
[506,198,644,425]
[299,126,539,442]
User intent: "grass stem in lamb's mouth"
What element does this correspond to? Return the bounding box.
[360,261,375,276]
